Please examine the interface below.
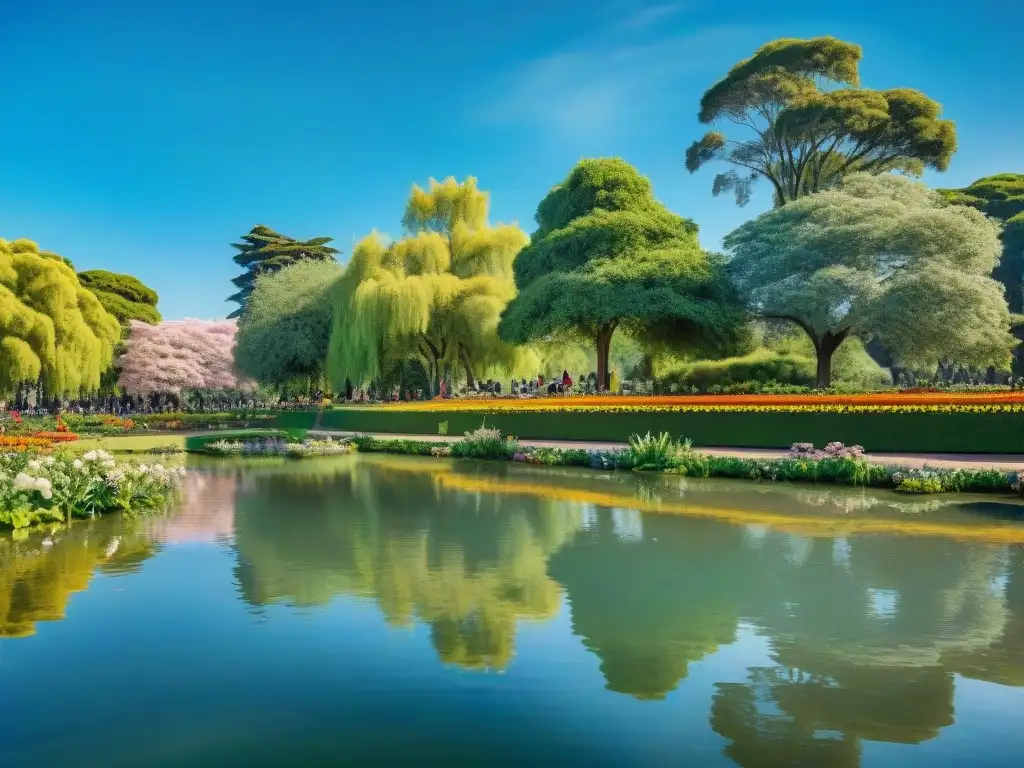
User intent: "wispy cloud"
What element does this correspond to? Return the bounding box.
[476,25,757,143]
[618,3,688,31]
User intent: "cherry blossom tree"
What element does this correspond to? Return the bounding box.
[117,319,256,395]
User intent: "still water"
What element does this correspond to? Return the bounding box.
[2,454,1024,766]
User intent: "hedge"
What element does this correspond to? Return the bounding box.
[268,408,1024,454]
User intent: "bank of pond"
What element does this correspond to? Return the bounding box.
[185,427,1024,503]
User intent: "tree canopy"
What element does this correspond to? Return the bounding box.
[499,158,743,389]
[724,173,1016,387]
[235,260,343,388]
[227,225,340,318]
[326,177,530,393]
[117,318,254,395]
[940,173,1024,311]
[78,269,161,325]
[686,36,957,206]
[0,238,121,397]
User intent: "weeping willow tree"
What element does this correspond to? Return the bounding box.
[327,177,530,394]
[0,238,121,399]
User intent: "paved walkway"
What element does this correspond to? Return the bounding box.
[310,430,1024,472]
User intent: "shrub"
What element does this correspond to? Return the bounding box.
[349,435,435,456]
[626,432,692,471]
[0,450,184,530]
[896,477,945,494]
[450,426,519,460]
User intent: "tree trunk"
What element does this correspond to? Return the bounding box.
[814,331,846,389]
[595,322,617,392]
[459,345,476,390]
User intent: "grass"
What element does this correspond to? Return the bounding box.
[69,434,187,454]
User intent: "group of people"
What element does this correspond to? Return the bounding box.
[510,370,580,396]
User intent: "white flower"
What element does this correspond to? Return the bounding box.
[44,456,56,466]
[73,459,84,470]
[27,459,42,471]
[14,472,36,491]
[138,464,149,473]
[83,450,98,461]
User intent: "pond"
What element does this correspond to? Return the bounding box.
[2,454,1024,766]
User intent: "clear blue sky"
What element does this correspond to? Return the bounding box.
[2,0,1021,320]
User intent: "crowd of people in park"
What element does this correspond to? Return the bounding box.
[347,368,626,404]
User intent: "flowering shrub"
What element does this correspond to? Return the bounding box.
[0,449,184,530]
[430,445,452,458]
[789,442,865,460]
[117,318,257,395]
[450,426,519,460]
[205,437,353,458]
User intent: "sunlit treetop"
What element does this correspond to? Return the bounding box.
[0,238,120,397]
[686,36,957,206]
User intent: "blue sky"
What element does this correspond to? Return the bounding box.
[2,0,1021,320]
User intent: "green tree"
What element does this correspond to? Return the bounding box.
[227,225,340,318]
[235,260,342,388]
[0,238,120,397]
[78,269,161,325]
[940,173,1024,313]
[327,177,529,393]
[724,173,1016,387]
[499,158,743,390]
[686,36,956,206]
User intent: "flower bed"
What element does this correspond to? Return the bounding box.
[0,436,56,452]
[349,432,1022,500]
[204,436,353,458]
[0,449,185,530]
[32,431,80,443]
[347,395,1024,414]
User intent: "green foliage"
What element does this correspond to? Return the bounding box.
[658,335,889,392]
[940,173,1024,322]
[0,449,182,530]
[625,432,692,471]
[500,158,745,387]
[894,477,944,494]
[725,173,1016,386]
[234,260,342,387]
[228,225,340,318]
[687,36,956,206]
[79,270,161,326]
[348,434,436,456]
[327,178,530,393]
[78,270,159,307]
[450,425,519,460]
[0,238,121,397]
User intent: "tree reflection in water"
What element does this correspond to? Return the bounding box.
[0,517,158,638]
[231,456,585,670]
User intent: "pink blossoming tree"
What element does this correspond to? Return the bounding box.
[117,319,256,394]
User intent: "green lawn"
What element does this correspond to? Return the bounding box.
[69,433,187,454]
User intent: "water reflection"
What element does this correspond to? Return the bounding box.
[231,456,586,669]
[0,517,158,637]
[1,454,1023,765]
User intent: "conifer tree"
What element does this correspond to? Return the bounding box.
[227,225,340,318]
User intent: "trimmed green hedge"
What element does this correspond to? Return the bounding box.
[269,407,1024,454]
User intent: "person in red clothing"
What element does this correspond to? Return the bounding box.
[561,370,573,393]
